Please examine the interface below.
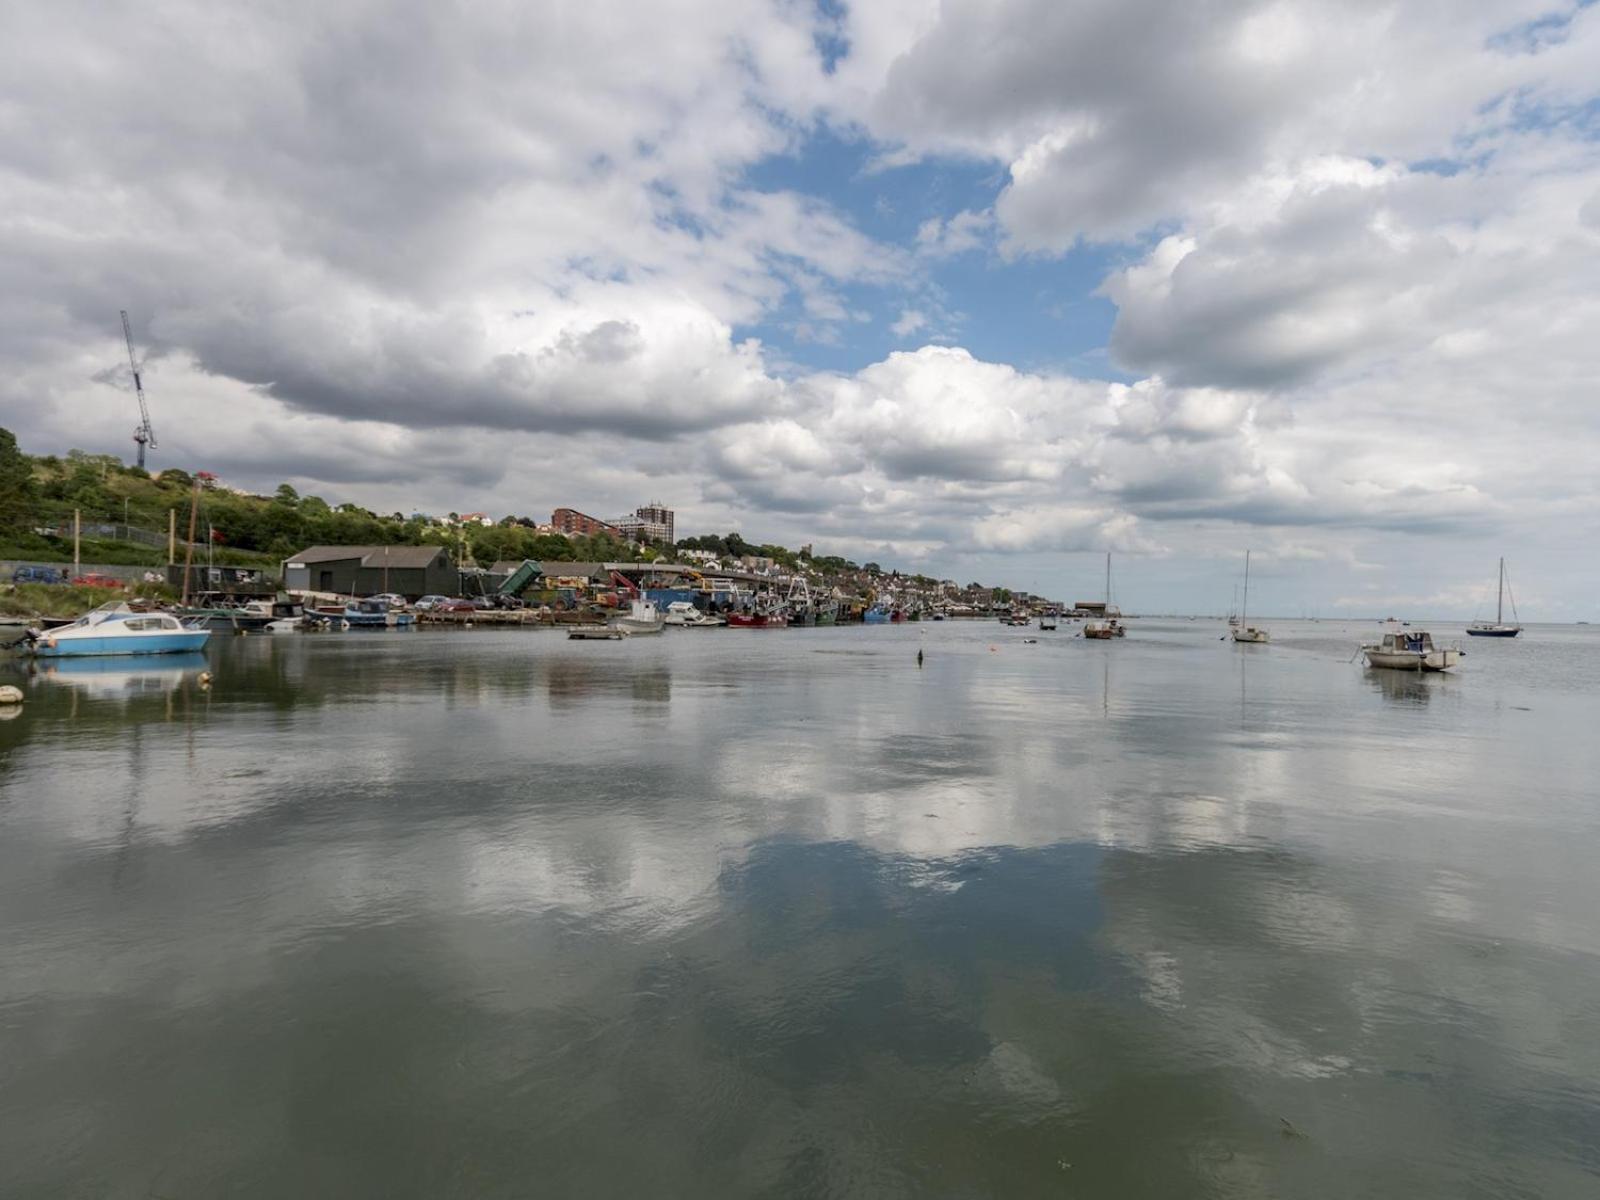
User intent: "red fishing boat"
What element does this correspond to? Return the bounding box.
[727,611,789,628]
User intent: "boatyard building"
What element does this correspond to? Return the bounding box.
[283,545,456,600]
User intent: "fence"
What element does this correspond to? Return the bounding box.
[2,560,165,585]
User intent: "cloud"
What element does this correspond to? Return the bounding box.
[891,309,928,337]
[3,0,1599,614]
[0,0,895,445]
[1102,150,1600,391]
[914,209,993,257]
[842,0,1600,250]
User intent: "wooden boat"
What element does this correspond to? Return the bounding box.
[569,626,628,640]
[1362,627,1461,671]
[1466,558,1521,637]
[1231,550,1270,643]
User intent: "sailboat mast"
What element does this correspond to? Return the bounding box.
[1105,552,1111,605]
[1242,550,1250,624]
[1497,556,1504,625]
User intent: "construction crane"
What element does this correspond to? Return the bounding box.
[120,309,157,469]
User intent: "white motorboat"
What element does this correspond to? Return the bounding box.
[1362,627,1462,672]
[612,596,665,635]
[1231,550,1270,643]
[18,603,210,657]
[663,601,724,627]
[1039,611,1058,630]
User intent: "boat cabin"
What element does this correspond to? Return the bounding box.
[1378,631,1436,653]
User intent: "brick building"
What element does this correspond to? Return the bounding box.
[551,508,621,538]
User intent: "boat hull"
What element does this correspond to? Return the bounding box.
[1363,648,1460,672]
[569,627,627,640]
[1465,627,1519,637]
[614,618,664,634]
[30,631,211,657]
[727,613,788,628]
[1231,627,1270,643]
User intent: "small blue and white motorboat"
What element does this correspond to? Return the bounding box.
[20,603,210,657]
[343,597,415,628]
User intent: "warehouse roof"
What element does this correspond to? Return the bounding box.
[285,545,451,568]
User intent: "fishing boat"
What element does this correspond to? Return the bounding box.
[1039,611,1058,630]
[1362,626,1462,672]
[728,595,789,628]
[1466,558,1521,637]
[1231,551,1270,643]
[862,606,891,625]
[612,596,665,634]
[785,578,817,626]
[18,603,210,657]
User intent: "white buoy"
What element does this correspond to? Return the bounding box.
[0,685,23,705]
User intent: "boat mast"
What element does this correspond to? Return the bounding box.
[1105,551,1111,606]
[1497,556,1504,625]
[1242,550,1250,625]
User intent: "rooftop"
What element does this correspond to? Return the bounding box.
[286,545,450,569]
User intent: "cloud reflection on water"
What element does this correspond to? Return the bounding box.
[1,624,1598,1195]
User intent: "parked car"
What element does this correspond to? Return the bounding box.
[414,595,451,612]
[12,565,67,584]
[469,597,498,610]
[71,573,124,589]
[435,598,477,613]
[367,592,408,608]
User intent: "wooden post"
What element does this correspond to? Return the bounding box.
[181,479,200,605]
[168,509,176,565]
[73,509,81,573]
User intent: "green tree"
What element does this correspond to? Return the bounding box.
[0,426,39,530]
[274,483,300,506]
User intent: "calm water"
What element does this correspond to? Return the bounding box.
[2,619,1598,1197]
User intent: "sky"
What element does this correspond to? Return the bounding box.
[2,0,1598,618]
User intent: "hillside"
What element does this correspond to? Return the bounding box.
[0,427,1010,598]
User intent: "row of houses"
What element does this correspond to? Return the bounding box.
[275,544,1063,619]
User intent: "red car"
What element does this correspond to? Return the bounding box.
[435,598,477,613]
[72,573,124,589]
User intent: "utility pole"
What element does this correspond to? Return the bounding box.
[73,509,81,573]
[168,509,176,565]
[181,479,200,605]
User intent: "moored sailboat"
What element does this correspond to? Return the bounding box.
[1466,558,1521,637]
[1231,550,1269,643]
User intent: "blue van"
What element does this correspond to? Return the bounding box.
[11,566,67,584]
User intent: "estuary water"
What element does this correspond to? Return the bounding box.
[1,619,1597,1197]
